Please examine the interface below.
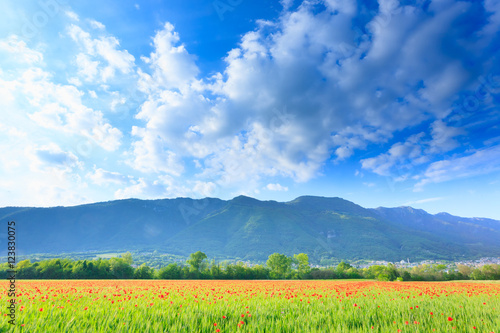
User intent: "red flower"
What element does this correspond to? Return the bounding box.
[214,323,217,327]
[222,316,226,319]
[39,308,43,312]
[216,330,220,333]
[448,317,453,321]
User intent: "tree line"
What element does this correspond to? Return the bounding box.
[1,251,499,280]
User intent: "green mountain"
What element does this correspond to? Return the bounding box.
[1,196,499,262]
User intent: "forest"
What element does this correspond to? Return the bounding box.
[3,251,500,281]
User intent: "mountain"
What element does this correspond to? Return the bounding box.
[1,196,499,262]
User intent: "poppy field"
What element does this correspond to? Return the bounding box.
[2,280,499,332]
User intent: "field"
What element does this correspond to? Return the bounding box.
[2,280,499,332]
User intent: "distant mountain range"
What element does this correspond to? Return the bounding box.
[2,195,500,262]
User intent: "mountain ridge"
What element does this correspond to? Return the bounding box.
[1,196,499,262]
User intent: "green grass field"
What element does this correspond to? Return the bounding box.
[2,280,499,332]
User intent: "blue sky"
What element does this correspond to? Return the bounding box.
[1,0,500,219]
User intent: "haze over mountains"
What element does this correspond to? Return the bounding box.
[2,196,499,262]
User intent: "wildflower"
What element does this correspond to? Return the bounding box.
[448,317,453,321]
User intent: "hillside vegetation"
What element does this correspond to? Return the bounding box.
[1,196,499,262]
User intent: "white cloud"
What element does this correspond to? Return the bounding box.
[27,143,82,172]
[65,11,79,21]
[75,53,99,82]
[360,133,427,176]
[89,20,105,30]
[427,120,465,154]
[129,1,499,194]
[415,145,500,190]
[193,181,216,197]
[0,35,43,64]
[280,0,294,11]
[87,167,131,186]
[68,24,135,83]
[403,197,444,206]
[129,125,184,175]
[114,176,189,200]
[138,22,199,92]
[266,183,289,191]
[360,120,464,177]
[22,70,123,151]
[0,38,123,153]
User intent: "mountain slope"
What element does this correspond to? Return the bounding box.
[1,196,499,261]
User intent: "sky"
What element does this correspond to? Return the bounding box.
[0,0,499,219]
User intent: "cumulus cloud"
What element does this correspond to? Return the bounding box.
[0,37,122,154]
[128,0,499,193]
[68,24,135,83]
[23,69,123,151]
[139,22,199,92]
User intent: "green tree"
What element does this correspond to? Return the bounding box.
[266,253,292,279]
[457,265,473,279]
[187,251,208,272]
[470,268,486,280]
[134,264,155,279]
[121,252,134,265]
[293,253,311,278]
[110,258,134,279]
[158,263,182,279]
[336,261,353,278]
